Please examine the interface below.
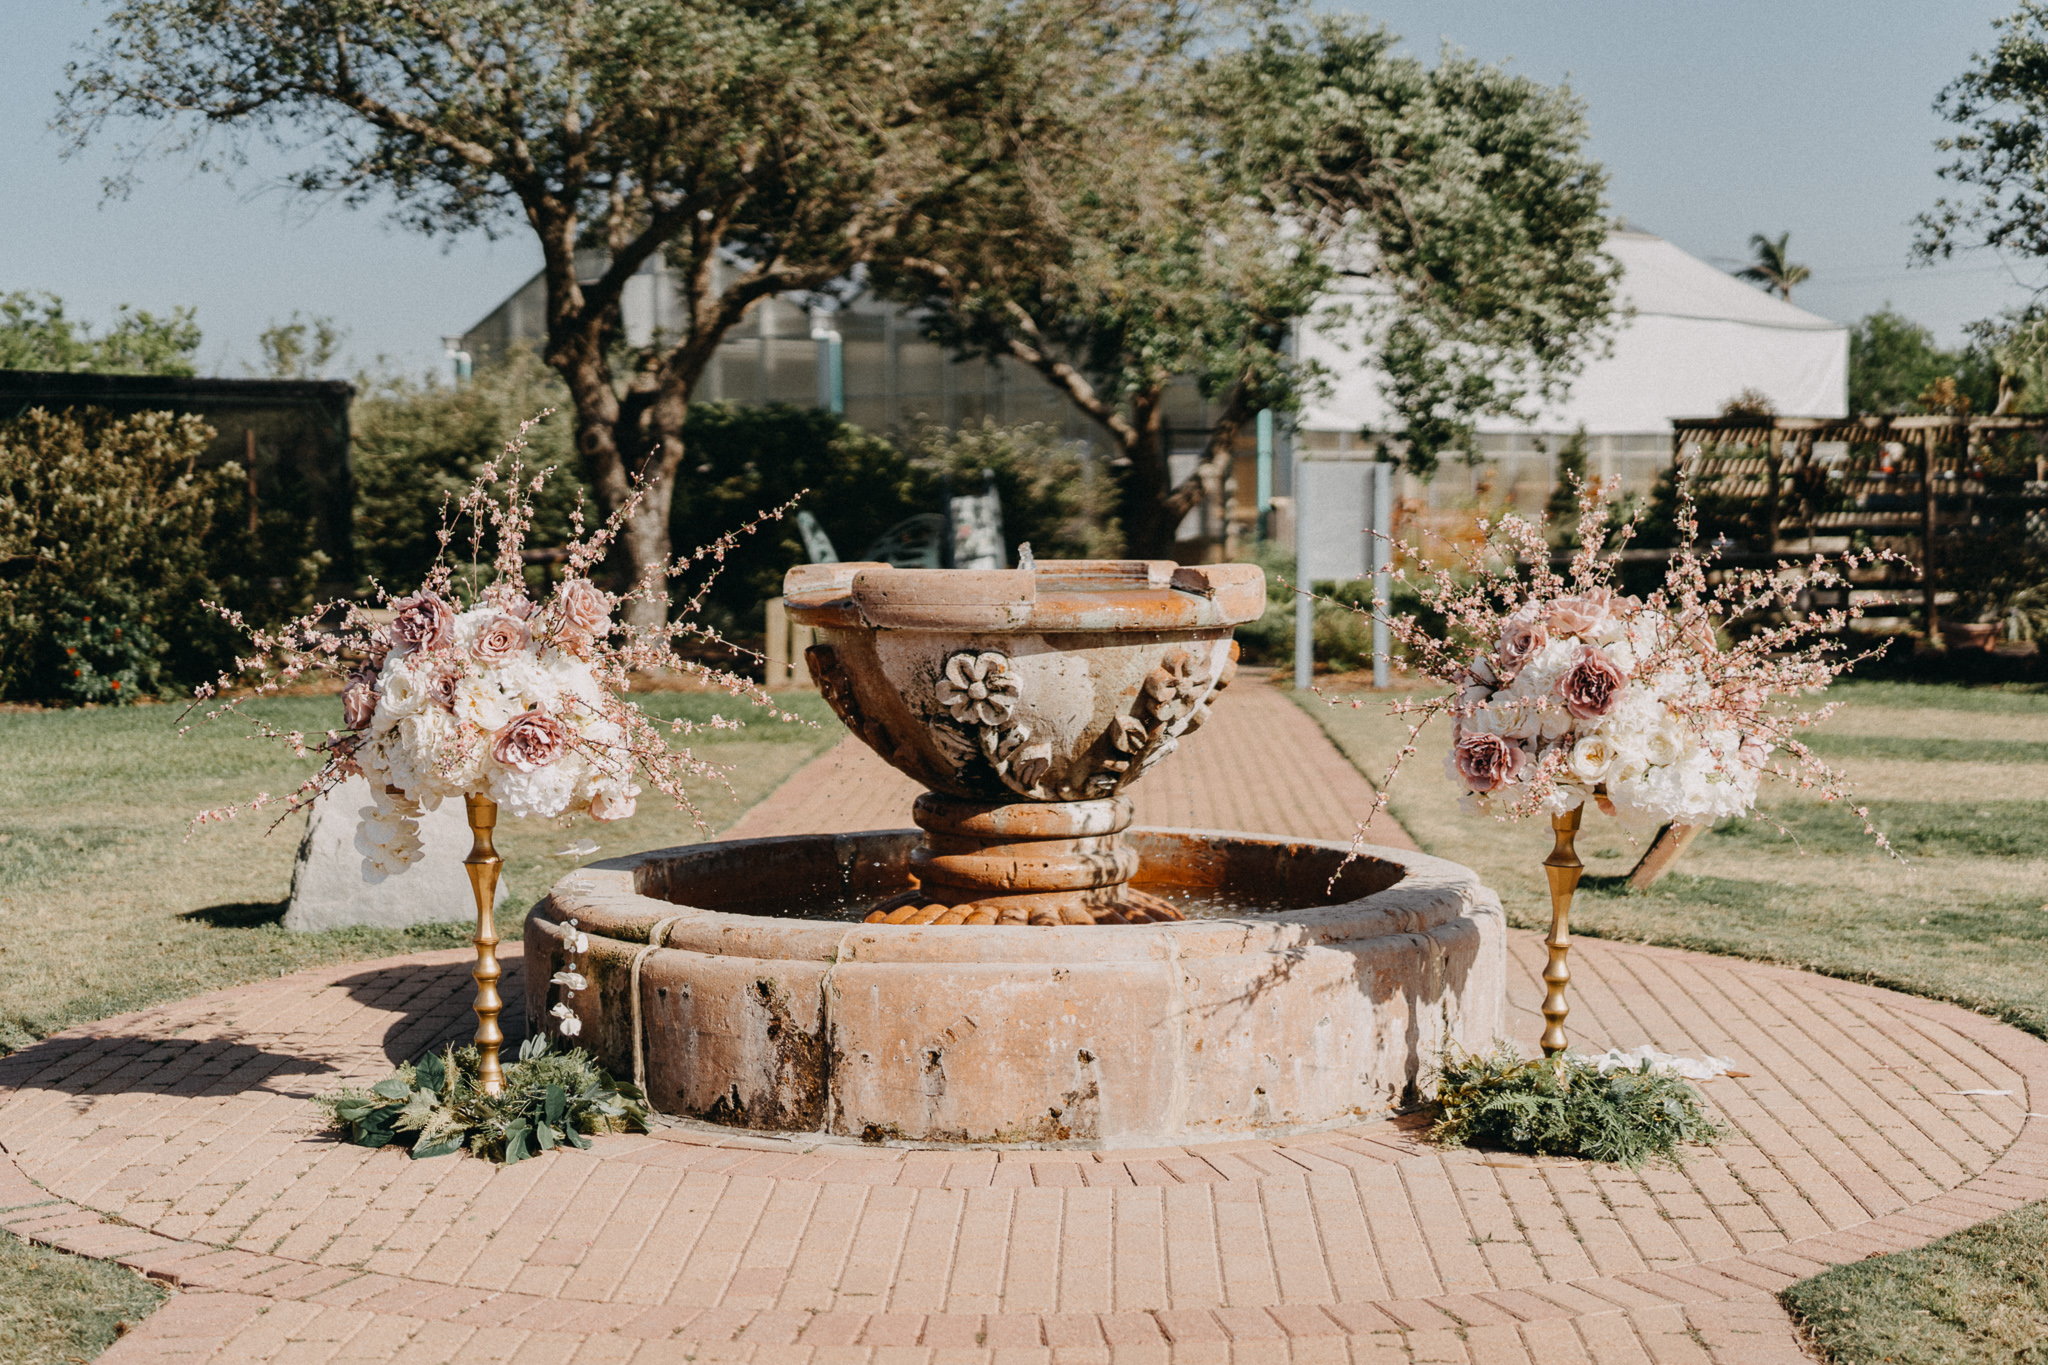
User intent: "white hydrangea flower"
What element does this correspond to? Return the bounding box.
[490,762,579,818]
[453,673,520,733]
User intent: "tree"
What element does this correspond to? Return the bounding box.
[64,0,1176,623]
[1847,307,1998,415]
[254,312,344,379]
[1735,231,1809,301]
[0,291,201,375]
[1919,2,2048,264]
[874,14,1617,554]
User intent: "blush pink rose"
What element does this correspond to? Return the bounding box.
[1495,611,1548,679]
[589,787,637,822]
[491,710,569,772]
[556,579,612,636]
[472,614,532,665]
[341,669,379,730]
[387,592,455,655]
[1558,645,1628,720]
[1454,732,1526,794]
[1546,590,1612,637]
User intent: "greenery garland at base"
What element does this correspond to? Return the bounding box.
[317,1035,650,1164]
[1431,1046,1722,1168]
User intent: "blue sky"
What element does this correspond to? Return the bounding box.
[2,1,2039,378]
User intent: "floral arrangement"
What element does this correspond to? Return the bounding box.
[190,416,798,969]
[1360,477,1896,844]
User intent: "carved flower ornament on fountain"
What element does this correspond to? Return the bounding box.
[784,559,1265,927]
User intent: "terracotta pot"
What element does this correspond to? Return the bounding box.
[1940,621,2000,651]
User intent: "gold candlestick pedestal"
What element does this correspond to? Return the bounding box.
[1540,805,1585,1057]
[464,794,506,1096]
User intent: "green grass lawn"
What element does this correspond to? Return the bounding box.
[1296,675,2048,1365]
[0,1233,165,1365]
[0,689,839,1054]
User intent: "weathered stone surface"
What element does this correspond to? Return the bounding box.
[527,829,1506,1146]
[781,558,1267,923]
[283,774,503,932]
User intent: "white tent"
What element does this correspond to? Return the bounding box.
[1297,229,1848,440]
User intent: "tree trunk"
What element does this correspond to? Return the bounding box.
[1116,398,1176,558]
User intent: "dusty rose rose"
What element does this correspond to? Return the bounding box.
[427,667,460,711]
[556,579,611,636]
[491,710,569,772]
[341,669,378,730]
[472,614,532,665]
[1454,732,1526,794]
[1559,645,1628,720]
[1546,591,1612,638]
[589,788,637,822]
[1495,611,1548,679]
[387,592,454,654]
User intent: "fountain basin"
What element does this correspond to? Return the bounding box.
[526,830,1506,1147]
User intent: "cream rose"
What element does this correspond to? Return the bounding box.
[1568,735,1616,783]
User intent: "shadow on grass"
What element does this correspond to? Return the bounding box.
[178,899,287,928]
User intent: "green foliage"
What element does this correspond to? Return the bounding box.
[0,290,201,376]
[1782,1199,2048,1365]
[1229,541,1424,671]
[1848,307,1998,416]
[0,408,218,702]
[317,1034,651,1165]
[253,312,343,379]
[1431,1046,1722,1168]
[1203,20,1617,479]
[669,402,920,630]
[0,1230,167,1365]
[1543,428,1590,542]
[1921,2,2048,266]
[671,409,1120,632]
[60,0,1179,601]
[351,350,586,595]
[910,420,1123,562]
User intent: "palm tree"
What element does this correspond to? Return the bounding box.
[1736,232,1811,301]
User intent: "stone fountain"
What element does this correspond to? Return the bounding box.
[527,559,1504,1146]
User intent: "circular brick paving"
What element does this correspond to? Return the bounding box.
[5,931,2045,1365]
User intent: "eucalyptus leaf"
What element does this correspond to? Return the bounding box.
[370,1076,412,1101]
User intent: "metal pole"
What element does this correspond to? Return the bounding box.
[1371,462,1392,690]
[1294,456,1313,690]
[1255,409,1274,542]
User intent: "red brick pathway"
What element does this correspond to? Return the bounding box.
[5,678,2045,1364]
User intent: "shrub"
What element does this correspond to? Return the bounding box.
[671,410,1121,633]
[351,349,588,595]
[1431,1046,1722,1167]
[0,408,218,702]
[909,419,1123,562]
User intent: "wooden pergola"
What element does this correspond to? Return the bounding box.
[1670,414,2048,638]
